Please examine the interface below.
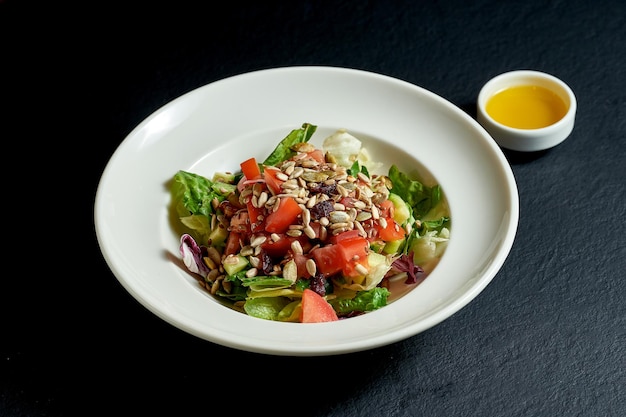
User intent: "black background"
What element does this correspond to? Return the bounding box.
[2,1,624,416]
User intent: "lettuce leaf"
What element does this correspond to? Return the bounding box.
[171,170,236,242]
[262,122,317,166]
[330,287,390,314]
[388,165,442,218]
[244,297,293,321]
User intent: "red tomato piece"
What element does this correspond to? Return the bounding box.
[377,199,395,219]
[264,196,303,234]
[306,149,325,164]
[292,253,312,279]
[240,157,262,180]
[337,236,369,261]
[300,288,339,323]
[337,236,370,277]
[260,235,305,259]
[330,229,361,244]
[376,218,406,242]
[302,221,325,242]
[244,196,266,233]
[311,244,344,276]
[224,231,242,256]
[338,197,354,208]
[263,167,284,195]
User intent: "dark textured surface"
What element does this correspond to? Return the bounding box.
[2,0,625,416]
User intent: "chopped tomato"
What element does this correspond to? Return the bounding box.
[378,199,395,219]
[292,253,312,278]
[244,195,266,233]
[264,196,302,234]
[330,229,361,244]
[224,231,243,256]
[311,244,344,276]
[375,218,406,241]
[306,149,325,164]
[337,236,369,262]
[304,221,326,242]
[337,235,369,278]
[263,166,284,195]
[311,235,369,278]
[300,289,339,323]
[339,196,359,208]
[240,157,262,180]
[261,234,307,259]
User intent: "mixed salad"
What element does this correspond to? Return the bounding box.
[171,123,450,323]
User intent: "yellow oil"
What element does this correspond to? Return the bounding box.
[486,85,568,129]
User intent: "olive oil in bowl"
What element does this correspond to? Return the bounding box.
[485,85,568,129]
[477,70,577,152]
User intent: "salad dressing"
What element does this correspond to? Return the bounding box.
[486,85,568,129]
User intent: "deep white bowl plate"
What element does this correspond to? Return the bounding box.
[95,66,519,356]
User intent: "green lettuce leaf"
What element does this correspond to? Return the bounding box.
[330,287,390,314]
[244,297,292,321]
[171,170,236,243]
[388,164,441,219]
[262,122,317,166]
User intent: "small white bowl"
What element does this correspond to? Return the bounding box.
[477,70,577,152]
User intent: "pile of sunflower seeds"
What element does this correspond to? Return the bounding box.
[202,143,397,296]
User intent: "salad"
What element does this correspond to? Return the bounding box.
[171,123,450,323]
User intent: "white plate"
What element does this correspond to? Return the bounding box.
[95,66,519,356]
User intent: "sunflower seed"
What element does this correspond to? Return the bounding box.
[250,235,267,247]
[305,259,317,276]
[291,240,304,255]
[355,264,369,275]
[303,225,316,239]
